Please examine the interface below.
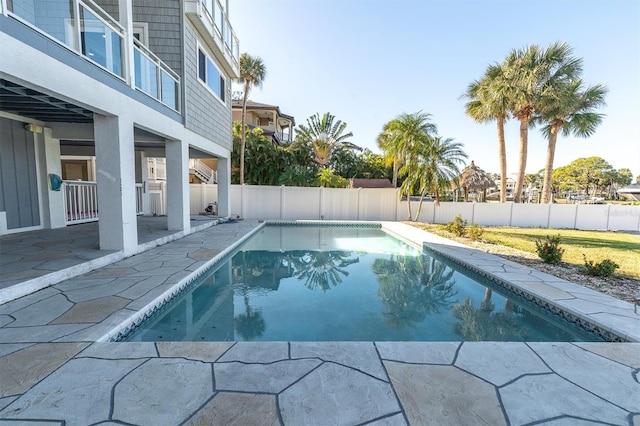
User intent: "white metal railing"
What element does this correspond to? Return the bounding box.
[63,180,99,225]
[133,39,181,111]
[7,0,180,111]
[189,159,217,183]
[276,131,293,143]
[63,181,144,225]
[200,0,240,68]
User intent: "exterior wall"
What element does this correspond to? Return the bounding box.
[0,118,41,229]
[183,21,232,149]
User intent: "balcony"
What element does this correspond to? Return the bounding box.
[5,0,180,112]
[185,0,240,77]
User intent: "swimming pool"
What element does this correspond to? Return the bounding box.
[121,224,603,342]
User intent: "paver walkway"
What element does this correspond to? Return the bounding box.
[0,220,639,425]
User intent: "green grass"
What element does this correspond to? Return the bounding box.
[413,224,640,280]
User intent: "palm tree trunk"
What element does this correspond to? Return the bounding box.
[513,118,529,203]
[541,125,560,203]
[497,116,508,203]
[406,193,413,221]
[240,81,250,185]
[392,159,398,187]
[413,189,427,221]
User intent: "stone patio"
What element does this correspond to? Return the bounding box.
[0,220,639,425]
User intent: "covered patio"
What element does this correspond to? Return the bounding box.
[0,215,219,304]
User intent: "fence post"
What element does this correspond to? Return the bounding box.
[471,202,475,224]
[573,204,579,229]
[546,204,551,228]
[605,204,611,230]
[280,185,285,219]
[357,187,361,220]
[319,186,324,220]
[508,202,514,227]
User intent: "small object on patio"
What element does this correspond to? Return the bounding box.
[204,202,218,215]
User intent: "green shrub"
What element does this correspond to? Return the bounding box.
[468,223,484,241]
[446,214,467,237]
[583,255,619,277]
[535,234,565,264]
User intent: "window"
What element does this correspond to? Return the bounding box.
[198,47,226,102]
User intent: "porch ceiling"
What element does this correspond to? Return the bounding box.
[0,79,94,123]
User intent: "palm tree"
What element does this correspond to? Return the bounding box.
[537,80,607,203]
[464,64,510,202]
[295,112,355,168]
[504,42,582,203]
[421,136,467,206]
[377,112,438,190]
[237,53,267,185]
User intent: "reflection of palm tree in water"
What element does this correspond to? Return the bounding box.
[373,254,457,329]
[293,251,360,291]
[452,288,524,341]
[234,293,265,341]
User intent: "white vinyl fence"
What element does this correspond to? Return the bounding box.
[222,185,639,231]
[151,183,640,231]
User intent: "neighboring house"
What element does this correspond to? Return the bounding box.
[232,100,295,144]
[617,183,640,202]
[0,0,239,254]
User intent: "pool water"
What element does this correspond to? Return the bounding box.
[123,225,603,342]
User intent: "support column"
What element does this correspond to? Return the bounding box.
[39,127,65,229]
[216,156,230,217]
[165,139,189,231]
[94,114,137,253]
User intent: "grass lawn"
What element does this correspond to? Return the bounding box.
[415,224,640,280]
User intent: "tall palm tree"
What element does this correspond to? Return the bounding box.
[378,112,438,200]
[237,53,267,184]
[464,64,510,202]
[295,112,355,168]
[504,42,582,203]
[537,80,607,203]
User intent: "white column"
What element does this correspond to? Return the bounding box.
[165,139,189,231]
[39,127,66,229]
[216,156,230,217]
[94,114,137,253]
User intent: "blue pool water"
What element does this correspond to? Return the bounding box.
[122,225,603,342]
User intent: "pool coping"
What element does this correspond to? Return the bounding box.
[101,220,640,343]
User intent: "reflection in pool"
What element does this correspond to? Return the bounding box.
[122,226,602,342]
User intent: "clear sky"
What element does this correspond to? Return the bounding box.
[231,0,640,179]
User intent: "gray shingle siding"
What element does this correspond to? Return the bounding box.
[183,22,231,149]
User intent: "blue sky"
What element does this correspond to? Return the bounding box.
[231,0,640,179]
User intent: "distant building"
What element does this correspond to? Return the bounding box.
[232,100,295,144]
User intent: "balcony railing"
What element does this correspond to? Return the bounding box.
[134,39,180,111]
[276,131,293,143]
[198,0,240,70]
[7,0,180,112]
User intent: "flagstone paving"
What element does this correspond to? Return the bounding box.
[0,220,638,425]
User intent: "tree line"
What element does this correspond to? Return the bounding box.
[233,47,635,204]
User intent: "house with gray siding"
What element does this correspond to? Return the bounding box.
[0,0,238,255]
